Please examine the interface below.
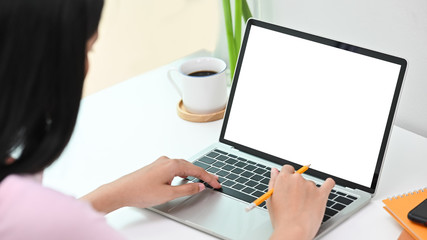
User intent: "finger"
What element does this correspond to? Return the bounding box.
[268,168,279,190]
[157,155,171,162]
[320,178,335,194]
[307,180,317,187]
[171,182,206,199]
[198,172,221,189]
[5,157,15,165]
[280,164,295,174]
[176,160,221,188]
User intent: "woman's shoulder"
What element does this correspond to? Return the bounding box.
[0,174,125,240]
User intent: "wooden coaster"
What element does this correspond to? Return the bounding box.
[177,100,225,122]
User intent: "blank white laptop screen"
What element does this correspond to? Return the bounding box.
[223,25,402,188]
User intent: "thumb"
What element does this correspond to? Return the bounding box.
[171,182,205,199]
[320,178,335,195]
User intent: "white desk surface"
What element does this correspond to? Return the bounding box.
[44,55,427,240]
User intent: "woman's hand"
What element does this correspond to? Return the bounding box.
[81,156,221,214]
[267,165,335,240]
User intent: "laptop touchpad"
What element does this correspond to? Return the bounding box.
[166,189,273,239]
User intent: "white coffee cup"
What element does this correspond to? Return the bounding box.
[168,57,228,114]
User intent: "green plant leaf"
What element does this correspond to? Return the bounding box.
[222,0,237,78]
[242,0,253,22]
[235,0,242,55]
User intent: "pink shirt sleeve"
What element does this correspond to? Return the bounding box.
[0,175,126,240]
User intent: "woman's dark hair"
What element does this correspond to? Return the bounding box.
[0,0,104,181]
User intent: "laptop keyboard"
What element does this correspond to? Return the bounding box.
[188,149,359,223]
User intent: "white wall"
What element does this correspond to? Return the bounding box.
[257,0,427,137]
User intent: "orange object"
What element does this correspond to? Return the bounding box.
[383,188,427,240]
[399,230,416,240]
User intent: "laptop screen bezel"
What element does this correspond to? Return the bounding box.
[219,19,407,194]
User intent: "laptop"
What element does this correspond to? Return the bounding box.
[150,19,407,239]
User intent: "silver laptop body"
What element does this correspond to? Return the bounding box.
[150,19,407,240]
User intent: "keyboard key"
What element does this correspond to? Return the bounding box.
[214,149,228,155]
[261,178,270,185]
[199,156,215,164]
[231,168,244,174]
[247,160,256,165]
[336,191,346,196]
[347,195,358,200]
[232,183,245,190]
[236,177,249,184]
[215,186,256,204]
[206,152,219,158]
[237,157,247,161]
[254,168,267,175]
[242,187,256,194]
[222,180,235,187]
[328,193,338,200]
[332,203,346,211]
[259,202,266,209]
[222,164,235,171]
[255,184,268,191]
[263,171,270,177]
[246,180,258,187]
[228,154,238,158]
[216,170,229,177]
[193,161,209,170]
[250,174,263,181]
[256,163,265,168]
[335,196,353,205]
[325,207,338,216]
[225,158,238,164]
[226,173,239,180]
[326,200,334,207]
[216,155,229,161]
[235,162,247,168]
[213,161,225,168]
[252,190,265,198]
[241,171,254,178]
[244,165,256,171]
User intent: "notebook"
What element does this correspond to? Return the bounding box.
[383,188,427,240]
[150,19,407,239]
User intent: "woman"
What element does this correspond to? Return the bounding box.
[0,0,334,239]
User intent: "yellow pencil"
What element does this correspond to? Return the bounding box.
[245,164,311,212]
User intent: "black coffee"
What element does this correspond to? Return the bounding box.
[188,70,217,77]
